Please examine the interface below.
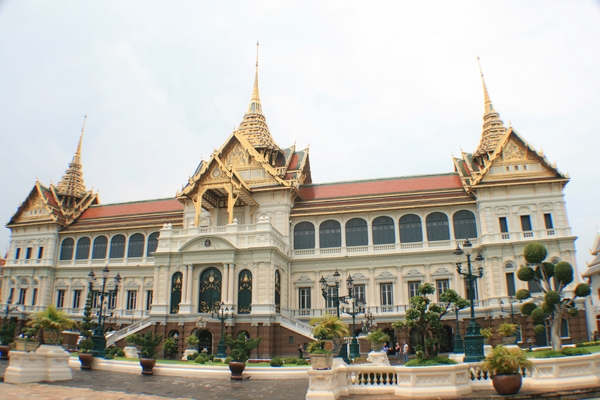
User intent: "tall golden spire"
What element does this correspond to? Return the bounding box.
[56,115,88,199]
[237,42,280,151]
[474,57,507,158]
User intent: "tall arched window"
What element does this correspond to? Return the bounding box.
[399,214,423,243]
[275,270,281,314]
[345,218,368,247]
[147,232,159,256]
[372,216,395,245]
[294,222,315,250]
[453,210,478,239]
[319,220,341,248]
[92,236,108,259]
[109,235,126,258]
[75,237,91,260]
[198,268,222,313]
[59,238,74,260]
[238,270,252,314]
[127,233,145,258]
[170,272,183,314]
[426,212,450,241]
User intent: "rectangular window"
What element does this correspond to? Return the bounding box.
[15,248,21,260]
[353,284,366,303]
[289,336,294,345]
[57,290,66,308]
[92,291,101,308]
[326,286,336,309]
[145,290,153,310]
[32,288,38,306]
[436,279,449,301]
[380,283,393,309]
[37,247,44,259]
[126,291,137,310]
[408,281,420,299]
[18,288,27,305]
[544,214,554,229]
[464,279,478,300]
[499,217,509,233]
[506,273,516,297]
[106,292,117,309]
[299,288,311,310]
[8,288,15,304]
[72,290,82,309]
[25,247,32,259]
[520,215,532,231]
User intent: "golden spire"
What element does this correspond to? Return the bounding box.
[474,57,506,158]
[246,41,262,115]
[56,115,88,199]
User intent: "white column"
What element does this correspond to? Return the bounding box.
[368,268,376,307]
[251,263,258,306]
[222,263,229,306]
[396,266,403,308]
[187,265,194,303]
[163,266,169,305]
[181,265,188,303]
[229,263,235,306]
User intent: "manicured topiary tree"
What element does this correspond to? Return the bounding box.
[392,283,469,359]
[516,242,591,351]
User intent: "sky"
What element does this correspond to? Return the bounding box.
[0,1,599,273]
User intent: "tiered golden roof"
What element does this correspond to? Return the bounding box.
[473,57,507,160]
[56,117,87,198]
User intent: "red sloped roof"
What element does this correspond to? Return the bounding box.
[298,174,464,200]
[78,198,183,219]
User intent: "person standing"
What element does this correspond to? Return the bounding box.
[402,342,409,363]
[297,344,304,359]
[395,343,401,361]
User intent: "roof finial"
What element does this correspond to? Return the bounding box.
[477,56,493,114]
[247,41,262,114]
[75,114,87,158]
[56,117,88,198]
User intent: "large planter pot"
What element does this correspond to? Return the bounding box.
[0,344,10,360]
[370,343,385,352]
[78,352,94,370]
[501,336,517,345]
[310,353,334,370]
[492,373,523,395]
[229,361,246,380]
[43,330,62,345]
[14,341,40,352]
[140,357,157,375]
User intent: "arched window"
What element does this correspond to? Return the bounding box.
[170,272,183,314]
[275,270,281,314]
[92,236,108,259]
[59,238,74,260]
[453,210,478,239]
[345,218,368,247]
[319,220,341,248]
[294,222,315,250]
[75,237,91,260]
[426,212,450,241]
[198,268,222,313]
[238,270,252,314]
[127,233,145,258]
[399,214,423,243]
[561,319,569,338]
[372,216,395,245]
[147,232,159,256]
[109,235,126,258]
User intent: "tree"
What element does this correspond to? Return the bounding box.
[516,242,591,351]
[392,283,469,359]
[28,305,77,344]
[78,292,95,352]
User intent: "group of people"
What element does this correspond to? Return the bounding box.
[382,341,409,363]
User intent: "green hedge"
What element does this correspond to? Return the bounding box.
[405,356,457,367]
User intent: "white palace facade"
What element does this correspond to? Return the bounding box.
[0,58,588,357]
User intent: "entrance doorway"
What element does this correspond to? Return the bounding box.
[197,330,213,354]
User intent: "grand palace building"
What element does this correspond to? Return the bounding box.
[0,56,589,357]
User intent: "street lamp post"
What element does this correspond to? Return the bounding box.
[319,270,355,362]
[454,238,485,362]
[342,297,365,359]
[451,304,464,354]
[212,304,234,358]
[362,310,375,335]
[88,266,121,357]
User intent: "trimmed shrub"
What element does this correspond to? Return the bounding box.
[517,266,535,282]
[105,353,115,360]
[531,308,546,323]
[568,307,579,317]
[187,352,199,361]
[533,324,545,334]
[545,290,560,306]
[521,302,537,316]
[116,349,125,357]
[297,358,309,365]
[524,242,548,264]
[283,356,299,364]
[194,355,206,364]
[516,289,531,301]
[542,262,555,278]
[562,347,590,356]
[213,358,222,363]
[575,283,591,297]
[224,357,232,364]
[208,354,215,361]
[270,357,284,367]
[405,356,457,367]
[542,302,554,314]
[555,261,574,285]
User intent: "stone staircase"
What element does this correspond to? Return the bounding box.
[106,317,153,347]
[278,314,314,339]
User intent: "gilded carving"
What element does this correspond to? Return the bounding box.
[224,144,249,167]
[502,139,525,161]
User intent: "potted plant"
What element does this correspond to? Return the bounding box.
[497,323,518,344]
[127,331,164,375]
[27,305,77,345]
[480,327,493,345]
[162,337,178,359]
[366,328,390,352]
[78,292,95,369]
[0,321,16,359]
[308,315,350,369]
[482,345,534,395]
[224,332,261,380]
[185,334,199,350]
[15,327,40,351]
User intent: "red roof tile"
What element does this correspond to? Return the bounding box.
[78,198,183,219]
[298,174,464,200]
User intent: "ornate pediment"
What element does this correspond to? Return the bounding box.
[433,268,451,275]
[404,269,424,277]
[125,279,139,287]
[178,236,236,252]
[501,139,526,161]
[351,272,368,281]
[297,275,312,283]
[376,271,395,280]
[224,143,250,168]
[145,279,154,287]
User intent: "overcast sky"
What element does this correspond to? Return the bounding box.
[1,1,599,273]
